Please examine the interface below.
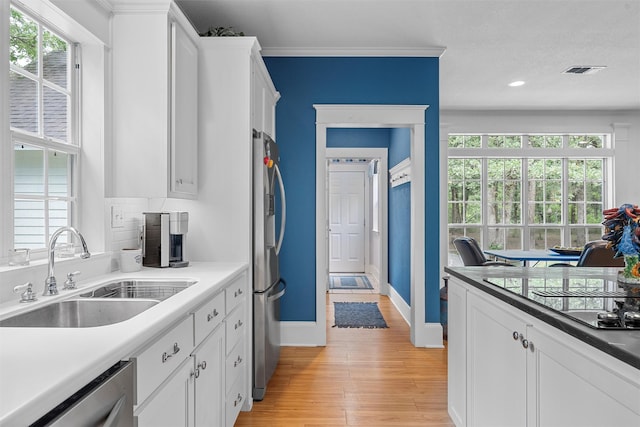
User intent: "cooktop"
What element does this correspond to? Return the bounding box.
[482,276,640,330]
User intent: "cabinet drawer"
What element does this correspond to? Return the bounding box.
[133,315,194,405]
[225,373,246,427]
[193,290,225,345]
[225,339,245,394]
[225,305,245,354]
[225,274,247,313]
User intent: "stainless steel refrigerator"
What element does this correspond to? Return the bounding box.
[252,129,287,401]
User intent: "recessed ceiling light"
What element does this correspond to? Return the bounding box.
[508,80,525,87]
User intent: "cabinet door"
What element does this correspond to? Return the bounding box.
[251,53,278,137]
[136,356,195,427]
[170,20,198,198]
[527,325,640,426]
[467,292,528,427]
[194,326,225,427]
[447,279,467,427]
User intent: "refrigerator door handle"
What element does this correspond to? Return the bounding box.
[268,279,287,302]
[274,163,286,255]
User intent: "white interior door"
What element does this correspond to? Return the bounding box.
[329,170,365,272]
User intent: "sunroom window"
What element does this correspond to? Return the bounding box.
[447,134,613,265]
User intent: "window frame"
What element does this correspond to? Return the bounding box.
[447,133,614,259]
[8,3,81,254]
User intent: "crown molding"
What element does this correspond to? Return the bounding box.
[103,0,172,13]
[261,46,446,58]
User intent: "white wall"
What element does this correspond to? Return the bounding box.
[50,0,110,45]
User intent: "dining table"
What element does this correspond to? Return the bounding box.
[484,249,581,267]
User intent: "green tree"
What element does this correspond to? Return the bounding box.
[10,8,66,68]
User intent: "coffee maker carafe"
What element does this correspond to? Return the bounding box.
[142,211,189,268]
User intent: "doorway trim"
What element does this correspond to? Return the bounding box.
[327,148,388,293]
[314,104,428,346]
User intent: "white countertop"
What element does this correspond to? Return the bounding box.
[0,262,248,426]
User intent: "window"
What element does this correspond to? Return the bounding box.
[9,5,78,250]
[370,160,380,233]
[447,134,613,264]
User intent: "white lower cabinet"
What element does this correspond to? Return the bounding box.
[133,271,249,426]
[527,325,640,426]
[135,356,195,427]
[194,325,225,427]
[226,373,247,426]
[448,277,640,427]
[466,292,528,427]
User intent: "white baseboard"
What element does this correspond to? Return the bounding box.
[365,264,380,282]
[415,322,445,348]
[388,283,411,325]
[281,321,324,346]
[388,284,444,348]
[280,289,444,348]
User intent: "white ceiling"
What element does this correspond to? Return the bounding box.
[175,0,640,110]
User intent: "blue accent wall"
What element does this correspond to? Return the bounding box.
[388,128,411,304]
[327,128,391,148]
[264,56,440,323]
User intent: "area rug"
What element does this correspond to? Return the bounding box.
[333,302,388,328]
[329,274,373,290]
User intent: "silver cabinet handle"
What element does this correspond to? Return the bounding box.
[234,288,243,297]
[234,393,243,407]
[192,360,207,379]
[521,339,529,349]
[234,355,242,367]
[235,320,243,330]
[162,342,180,363]
[207,309,219,322]
[512,331,519,340]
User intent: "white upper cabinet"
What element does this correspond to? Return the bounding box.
[197,37,279,262]
[170,20,198,197]
[251,54,279,137]
[110,1,198,199]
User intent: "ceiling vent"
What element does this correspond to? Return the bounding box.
[563,66,607,75]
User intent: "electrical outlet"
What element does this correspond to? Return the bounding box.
[111,206,125,228]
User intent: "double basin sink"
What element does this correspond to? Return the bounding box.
[0,279,196,328]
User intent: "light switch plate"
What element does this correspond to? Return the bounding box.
[111,206,124,228]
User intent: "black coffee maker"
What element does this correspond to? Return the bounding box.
[142,211,189,268]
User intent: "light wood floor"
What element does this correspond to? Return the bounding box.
[235,291,454,426]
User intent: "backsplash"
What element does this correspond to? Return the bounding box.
[106,198,148,271]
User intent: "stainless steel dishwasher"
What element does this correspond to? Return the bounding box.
[31,361,134,426]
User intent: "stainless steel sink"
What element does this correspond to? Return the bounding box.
[79,279,196,301]
[0,299,159,328]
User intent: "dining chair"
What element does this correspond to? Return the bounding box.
[551,240,625,267]
[453,237,513,266]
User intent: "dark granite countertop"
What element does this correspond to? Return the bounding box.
[444,266,640,370]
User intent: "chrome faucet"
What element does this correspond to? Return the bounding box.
[44,226,91,296]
